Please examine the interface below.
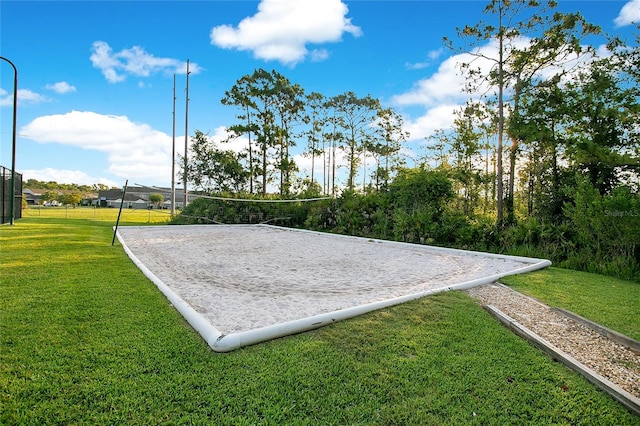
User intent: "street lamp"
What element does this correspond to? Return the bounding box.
[0,56,17,225]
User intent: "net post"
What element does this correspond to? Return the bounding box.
[112,180,129,246]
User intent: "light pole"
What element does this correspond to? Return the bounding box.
[183,59,190,208]
[171,74,176,216]
[0,56,17,225]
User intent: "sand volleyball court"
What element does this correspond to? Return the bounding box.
[116,225,550,352]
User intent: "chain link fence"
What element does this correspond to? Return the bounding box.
[1,165,22,224]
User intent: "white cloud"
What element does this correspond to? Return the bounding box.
[310,49,330,62]
[394,41,506,110]
[1,88,14,106]
[614,0,640,27]
[405,48,445,70]
[45,81,76,94]
[18,89,50,104]
[393,37,571,142]
[210,0,361,65]
[213,126,249,154]
[428,48,445,61]
[22,168,119,188]
[394,57,466,107]
[90,41,202,83]
[404,104,461,142]
[405,62,429,70]
[20,111,179,184]
[1,88,50,106]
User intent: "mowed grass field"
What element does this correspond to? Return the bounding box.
[1,213,639,425]
[22,205,173,224]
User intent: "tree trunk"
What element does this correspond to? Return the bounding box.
[310,140,315,188]
[496,20,505,227]
[262,142,267,196]
[247,107,253,194]
[507,136,518,223]
[332,140,336,195]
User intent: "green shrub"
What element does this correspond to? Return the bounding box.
[172,170,639,282]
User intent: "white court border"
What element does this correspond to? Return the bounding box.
[117,224,551,352]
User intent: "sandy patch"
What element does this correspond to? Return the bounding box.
[117,225,538,335]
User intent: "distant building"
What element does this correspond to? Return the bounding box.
[22,188,98,206]
[98,185,185,209]
[23,188,42,205]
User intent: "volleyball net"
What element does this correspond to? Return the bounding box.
[176,193,334,227]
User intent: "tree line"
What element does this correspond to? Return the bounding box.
[23,179,114,207]
[24,179,112,193]
[179,0,638,281]
[181,69,407,197]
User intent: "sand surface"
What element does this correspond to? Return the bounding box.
[117,225,532,334]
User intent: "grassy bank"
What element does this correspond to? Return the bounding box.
[500,268,640,341]
[1,218,638,424]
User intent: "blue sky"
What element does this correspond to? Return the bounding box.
[1,0,638,189]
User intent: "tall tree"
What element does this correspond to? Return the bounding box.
[248,69,279,196]
[444,0,516,225]
[512,42,639,219]
[372,107,409,189]
[222,69,310,196]
[503,9,599,221]
[445,0,599,225]
[182,130,249,194]
[272,71,305,196]
[330,92,381,191]
[450,102,484,216]
[563,56,640,194]
[303,92,328,190]
[221,75,259,193]
[325,104,343,195]
[510,77,569,221]
[422,130,452,170]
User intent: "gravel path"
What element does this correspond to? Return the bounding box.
[466,283,640,400]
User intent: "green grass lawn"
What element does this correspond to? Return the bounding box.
[1,217,639,425]
[21,205,173,224]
